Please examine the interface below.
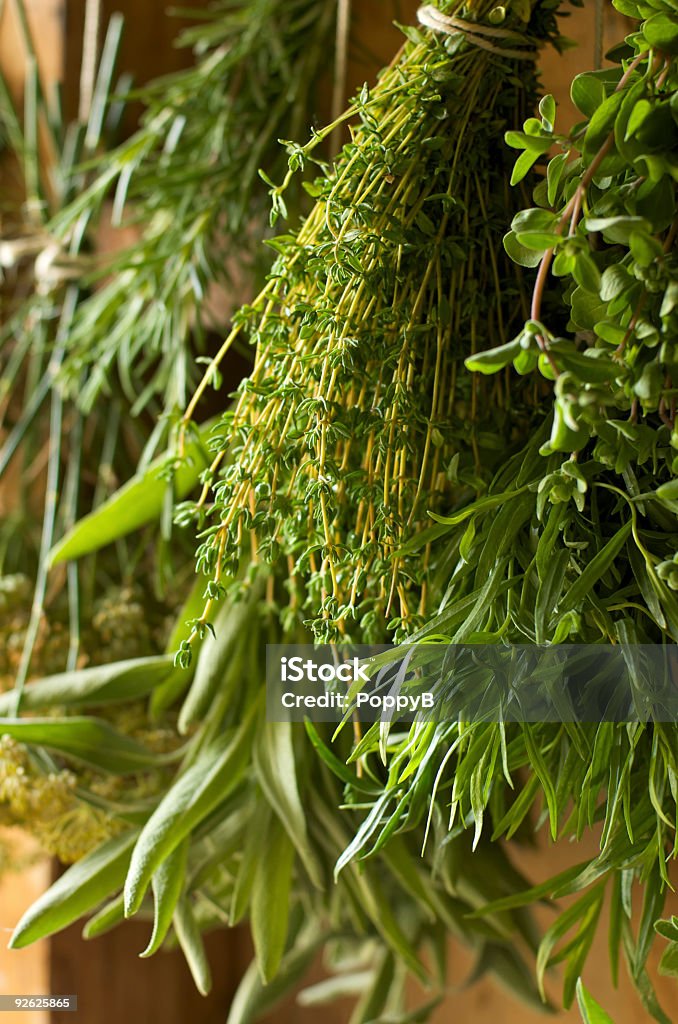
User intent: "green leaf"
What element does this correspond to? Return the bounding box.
[571,251,602,294]
[305,722,374,792]
[0,656,184,713]
[584,215,652,245]
[571,73,607,118]
[554,349,618,384]
[655,917,678,943]
[140,839,189,958]
[82,894,126,940]
[644,13,678,55]
[537,886,604,1001]
[523,728,559,840]
[539,94,556,132]
[536,549,569,642]
[625,98,653,140]
[583,91,625,160]
[600,265,632,301]
[658,942,678,978]
[429,486,528,527]
[515,230,561,252]
[629,230,663,268]
[656,479,678,501]
[350,866,427,982]
[251,816,296,983]
[124,710,256,915]
[349,951,395,1024]
[503,231,544,268]
[253,722,323,888]
[298,972,375,1007]
[178,595,253,734]
[49,420,214,565]
[576,979,615,1023]
[510,148,543,186]
[558,521,632,613]
[511,207,558,234]
[547,152,568,206]
[230,805,271,926]
[0,717,161,773]
[10,830,138,947]
[465,335,524,372]
[504,130,552,153]
[173,894,212,995]
[569,286,609,332]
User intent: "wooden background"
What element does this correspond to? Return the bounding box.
[2,1,676,1022]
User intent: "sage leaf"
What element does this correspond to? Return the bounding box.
[140,838,189,958]
[0,717,161,773]
[10,830,138,947]
[49,420,214,565]
[124,711,255,915]
[173,894,212,995]
[0,655,184,713]
[251,816,296,982]
[82,894,126,940]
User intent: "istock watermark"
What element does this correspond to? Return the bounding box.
[266,644,678,724]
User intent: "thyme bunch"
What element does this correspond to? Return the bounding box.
[178,0,566,650]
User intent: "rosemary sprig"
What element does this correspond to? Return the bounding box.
[50,0,340,419]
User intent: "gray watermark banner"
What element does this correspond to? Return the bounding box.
[266,644,678,723]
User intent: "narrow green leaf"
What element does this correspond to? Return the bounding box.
[230,805,271,926]
[124,710,256,915]
[251,817,296,983]
[349,951,395,1024]
[49,421,214,565]
[10,830,138,947]
[558,521,632,613]
[173,894,212,995]
[576,979,615,1024]
[140,839,189,958]
[0,717,161,773]
[82,893,126,940]
[178,595,253,734]
[429,487,528,527]
[254,722,323,888]
[0,656,183,713]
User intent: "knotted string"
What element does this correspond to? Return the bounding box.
[416,5,538,61]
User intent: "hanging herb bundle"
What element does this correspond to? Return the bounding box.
[338,2,678,1019]
[173,0,568,651]
[2,3,582,1019]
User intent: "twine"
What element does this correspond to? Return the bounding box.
[417,5,537,61]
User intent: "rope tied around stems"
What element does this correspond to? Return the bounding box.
[417,5,538,60]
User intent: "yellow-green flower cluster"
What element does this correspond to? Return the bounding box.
[0,736,119,863]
